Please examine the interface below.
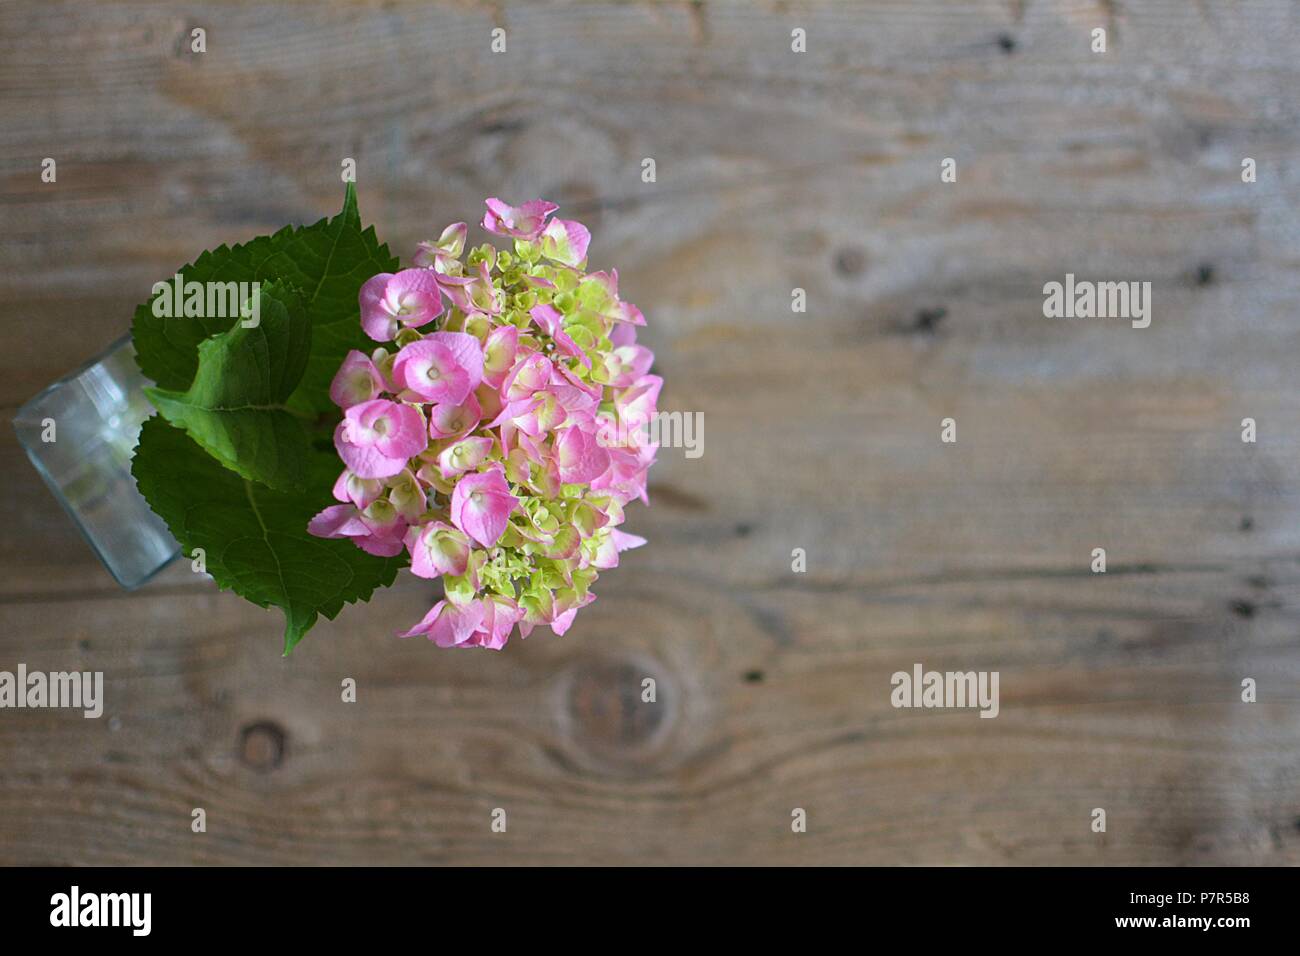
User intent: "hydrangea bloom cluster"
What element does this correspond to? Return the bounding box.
[307,199,658,649]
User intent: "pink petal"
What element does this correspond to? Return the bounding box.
[474,596,522,650]
[413,221,467,269]
[307,504,368,539]
[405,522,471,579]
[611,528,647,551]
[332,469,383,509]
[549,607,580,636]
[482,325,519,388]
[334,422,408,479]
[438,436,495,480]
[481,198,559,240]
[359,273,396,341]
[329,350,385,408]
[450,466,519,548]
[502,352,553,400]
[555,426,611,484]
[430,601,486,647]
[529,304,590,368]
[372,403,428,461]
[540,218,591,267]
[426,331,484,388]
[355,531,407,557]
[427,393,483,440]
[392,340,473,405]
[385,269,444,328]
[610,323,638,348]
[337,401,427,477]
[606,345,654,387]
[398,600,485,647]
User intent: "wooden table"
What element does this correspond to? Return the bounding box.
[2,0,1298,865]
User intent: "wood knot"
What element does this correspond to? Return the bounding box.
[913,306,947,334]
[833,246,866,277]
[239,721,286,772]
[555,654,677,776]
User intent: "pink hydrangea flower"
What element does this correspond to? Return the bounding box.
[518,589,596,640]
[329,350,386,408]
[437,261,503,316]
[313,195,659,650]
[399,599,485,647]
[386,468,427,522]
[603,340,655,388]
[405,521,471,579]
[359,269,444,342]
[539,218,591,267]
[472,595,523,650]
[392,332,484,405]
[354,499,409,557]
[437,435,495,480]
[502,351,553,402]
[334,399,428,479]
[615,375,663,446]
[450,464,518,548]
[307,504,369,539]
[426,393,483,441]
[307,499,408,557]
[332,469,383,509]
[481,198,558,240]
[583,270,645,326]
[413,222,467,274]
[530,304,590,368]
[481,325,519,388]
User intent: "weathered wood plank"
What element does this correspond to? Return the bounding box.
[1,565,1297,864]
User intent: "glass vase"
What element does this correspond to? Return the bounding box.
[12,335,179,589]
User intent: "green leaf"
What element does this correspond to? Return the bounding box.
[133,416,403,655]
[132,183,398,415]
[144,281,311,492]
[132,235,282,393]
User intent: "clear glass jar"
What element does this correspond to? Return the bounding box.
[12,336,179,589]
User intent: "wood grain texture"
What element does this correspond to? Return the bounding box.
[2,0,1300,865]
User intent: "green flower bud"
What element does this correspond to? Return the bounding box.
[394,326,424,347]
[463,313,491,341]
